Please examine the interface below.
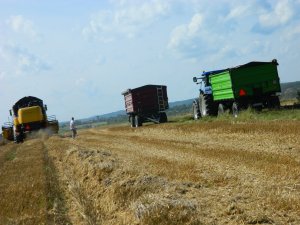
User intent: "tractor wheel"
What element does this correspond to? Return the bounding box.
[159,112,168,123]
[192,101,200,120]
[2,127,14,141]
[232,102,239,118]
[13,129,19,143]
[218,103,225,116]
[199,94,218,117]
[14,131,24,143]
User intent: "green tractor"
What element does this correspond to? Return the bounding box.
[192,59,281,118]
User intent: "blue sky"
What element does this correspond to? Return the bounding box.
[1,0,300,124]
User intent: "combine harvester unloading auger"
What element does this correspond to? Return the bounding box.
[1,96,59,143]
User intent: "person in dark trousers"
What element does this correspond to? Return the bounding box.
[70,117,77,139]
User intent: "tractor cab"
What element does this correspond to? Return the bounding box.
[193,69,226,95]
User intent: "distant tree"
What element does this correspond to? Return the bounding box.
[297,90,300,103]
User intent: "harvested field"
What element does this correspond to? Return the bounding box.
[0,120,300,224]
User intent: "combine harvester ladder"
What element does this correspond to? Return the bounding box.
[157,86,165,111]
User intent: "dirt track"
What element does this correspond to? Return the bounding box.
[0,120,300,224]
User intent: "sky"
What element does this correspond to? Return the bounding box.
[1,0,300,124]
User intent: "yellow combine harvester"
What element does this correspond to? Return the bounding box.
[1,96,59,143]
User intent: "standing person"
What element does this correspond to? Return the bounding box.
[70,117,77,139]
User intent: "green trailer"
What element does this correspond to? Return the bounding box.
[192,59,281,118]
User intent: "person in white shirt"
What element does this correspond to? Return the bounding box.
[70,117,77,139]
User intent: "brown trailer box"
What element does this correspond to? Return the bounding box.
[122,85,169,127]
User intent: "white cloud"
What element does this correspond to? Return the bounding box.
[96,55,106,65]
[82,10,115,42]
[259,0,294,28]
[168,25,186,49]
[6,15,40,41]
[0,71,4,80]
[284,25,300,40]
[74,77,99,98]
[188,14,203,36]
[75,77,87,86]
[0,46,8,60]
[224,4,251,21]
[168,13,203,49]
[115,0,170,24]
[0,43,51,76]
[82,0,170,41]
[239,40,270,55]
[167,0,300,63]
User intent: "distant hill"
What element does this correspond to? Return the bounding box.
[169,99,194,107]
[84,110,125,122]
[82,99,194,123]
[280,81,300,100]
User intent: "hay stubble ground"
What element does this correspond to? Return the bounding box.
[0,120,299,224]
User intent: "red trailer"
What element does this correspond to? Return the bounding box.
[122,85,169,127]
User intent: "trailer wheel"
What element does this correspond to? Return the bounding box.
[218,103,225,116]
[159,112,168,123]
[268,96,280,109]
[135,115,142,127]
[199,94,217,117]
[232,102,238,118]
[192,101,200,120]
[130,115,135,127]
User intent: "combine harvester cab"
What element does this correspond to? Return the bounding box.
[122,85,169,127]
[192,59,281,119]
[1,96,59,143]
